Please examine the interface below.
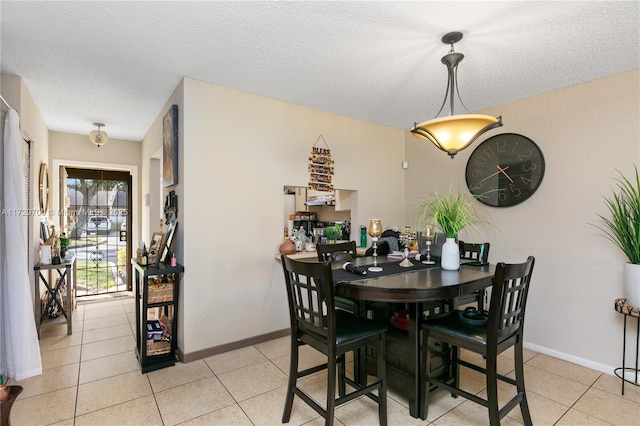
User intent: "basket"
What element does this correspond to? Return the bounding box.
[147,278,173,303]
[136,249,159,265]
[146,339,171,356]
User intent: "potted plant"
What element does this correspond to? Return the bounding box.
[324,223,342,244]
[415,190,484,270]
[596,166,640,307]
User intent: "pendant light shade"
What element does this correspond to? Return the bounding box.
[411,32,502,158]
[89,122,109,147]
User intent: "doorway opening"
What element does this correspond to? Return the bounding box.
[64,168,132,296]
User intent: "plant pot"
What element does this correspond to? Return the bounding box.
[279,239,296,255]
[624,263,640,308]
[441,237,460,271]
[0,385,23,426]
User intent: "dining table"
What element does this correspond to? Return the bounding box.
[323,254,495,418]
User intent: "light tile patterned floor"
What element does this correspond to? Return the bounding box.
[7,296,640,425]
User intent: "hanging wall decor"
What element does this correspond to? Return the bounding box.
[163,105,179,187]
[308,135,334,192]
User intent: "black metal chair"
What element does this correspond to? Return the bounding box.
[421,256,535,425]
[281,255,387,426]
[316,241,359,313]
[454,241,491,309]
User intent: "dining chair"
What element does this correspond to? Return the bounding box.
[316,241,359,313]
[420,256,535,425]
[454,241,491,309]
[281,255,387,426]
[316,240,357,262]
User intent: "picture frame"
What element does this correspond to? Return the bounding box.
[149,231,165,255]
[160,221,178,264]
[40,220,50,242]
[162,104,179,187]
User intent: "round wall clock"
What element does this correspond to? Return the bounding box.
[465,133,545,207]
[39,163,49,212]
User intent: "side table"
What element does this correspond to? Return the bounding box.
[614,298,640,395]
[33,256,76,339]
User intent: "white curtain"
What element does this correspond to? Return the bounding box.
[1,108,42,380]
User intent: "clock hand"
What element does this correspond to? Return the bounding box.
[496,165,514,183]
[480,169,502,183]
[480,165,512,183]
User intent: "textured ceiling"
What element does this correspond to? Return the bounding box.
[1,1,639,142]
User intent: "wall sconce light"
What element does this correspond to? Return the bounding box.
[411,31,502,158]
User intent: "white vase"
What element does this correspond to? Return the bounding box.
[441,237,460,271]
[40,245,52,265]
[623,263,640,308]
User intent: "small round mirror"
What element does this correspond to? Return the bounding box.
[39,163,49,212]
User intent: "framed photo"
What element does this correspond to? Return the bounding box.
[40,220,50,242]
[149,232,165,255]
[163,104,178,187]
[160,221,178,264]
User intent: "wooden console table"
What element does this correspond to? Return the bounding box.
[33,256,76,338]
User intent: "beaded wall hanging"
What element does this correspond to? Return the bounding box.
[308,135,334,192]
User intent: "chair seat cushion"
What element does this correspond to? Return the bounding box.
[423,310,489,346]
[335,310,387,345]
[298,311,386,346]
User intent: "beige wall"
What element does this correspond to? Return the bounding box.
[405,69,640,371]
[139,77,406,356]
[0,73,50,295]
[48,131,142,259]
[140,80,185,347]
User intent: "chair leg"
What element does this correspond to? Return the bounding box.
[515,340,533,426]
[452,344,460,396]
[486,351,500,426]
[282,337,299,423]
[377,335,387,426]
[326,350,337,426]
[338,354,346,397]
[420,330,431,420]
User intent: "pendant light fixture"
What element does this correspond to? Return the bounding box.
[89,122,109,147]
[411,32,502,158]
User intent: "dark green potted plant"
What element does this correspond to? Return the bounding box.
[596,166,640,307]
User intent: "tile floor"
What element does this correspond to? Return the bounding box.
[7,296,640,425]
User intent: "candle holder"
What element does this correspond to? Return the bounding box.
[368,219,383,272]
[422,225,436,265]
[399,247,413,267]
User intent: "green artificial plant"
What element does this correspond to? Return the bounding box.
[324,223,342,241]
[415,190,484,238]
[596,166,640,264]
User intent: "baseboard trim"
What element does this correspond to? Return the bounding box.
[180,328,290,363]
[524,342,616,377]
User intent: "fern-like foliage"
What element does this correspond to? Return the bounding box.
[415,191,483,238]
[597,166,640,264]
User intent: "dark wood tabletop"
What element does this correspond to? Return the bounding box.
[332,255,495,302]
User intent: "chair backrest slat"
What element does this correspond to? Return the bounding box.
[282,255,335,339]
[488,256,535,341]
[316,241,357,262]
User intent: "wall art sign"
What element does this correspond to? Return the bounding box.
[308,135,334,192]
[163,104,179,187]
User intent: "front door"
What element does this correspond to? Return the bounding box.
[64,168,132,296]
